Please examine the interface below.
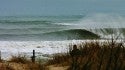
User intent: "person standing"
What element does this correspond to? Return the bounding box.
[70,45,81,70]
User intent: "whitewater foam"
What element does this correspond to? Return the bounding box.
[0,40,87,60]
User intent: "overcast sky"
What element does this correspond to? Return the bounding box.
[0,0,125,16]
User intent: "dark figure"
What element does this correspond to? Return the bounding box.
[70,45,81,70]
[70,45,81,57]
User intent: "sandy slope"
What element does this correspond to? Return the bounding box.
[47,65,69,70]
[0,62,69,70]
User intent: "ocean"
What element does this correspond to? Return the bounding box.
[0,15,85,41]
[0,13,125,59]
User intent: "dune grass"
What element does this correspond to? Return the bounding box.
[0,54,47,70]
[47,40,125,70]
[8,54,30,64]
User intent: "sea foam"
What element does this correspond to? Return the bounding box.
[0,40,86,60]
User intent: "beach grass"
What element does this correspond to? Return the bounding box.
[47,39,125,70]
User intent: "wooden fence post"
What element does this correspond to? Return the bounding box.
[31,50,35,63]
[0,51,1,61]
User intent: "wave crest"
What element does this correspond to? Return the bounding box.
[0,29,100,41]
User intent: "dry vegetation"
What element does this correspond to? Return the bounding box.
[0,54,46,70]
[1,39,125,70]
[47,39,125,70]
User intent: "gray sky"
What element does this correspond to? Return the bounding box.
[0,0,125,16]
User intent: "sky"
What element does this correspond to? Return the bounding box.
[0,0,125,16]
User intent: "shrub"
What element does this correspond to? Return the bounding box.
[9,54,30,64]
[46,40,125,70]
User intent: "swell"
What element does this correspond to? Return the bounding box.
[0,20,53,25]
[0,27,65,34]
[1,28,125,41]
[43,29,100,39]
[0,28,58,31]
[0,29,100,41]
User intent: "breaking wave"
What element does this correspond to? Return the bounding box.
[0,29,99,41]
